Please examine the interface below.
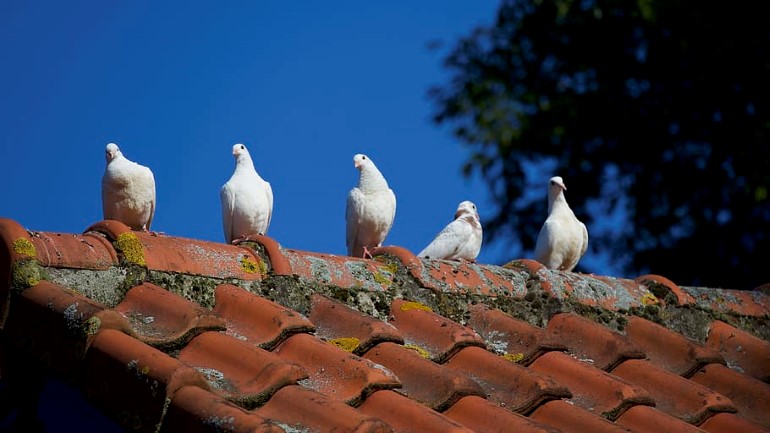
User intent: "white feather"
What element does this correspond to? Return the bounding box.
[345,154,396,257]
[220,143,273,243]
[534,176,588,271]
[418,201,482,261]
[101,143,156,231]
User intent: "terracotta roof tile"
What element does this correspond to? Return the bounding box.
[283,249,397,291]
[705,320,770,382]
[116,282,226,349]
[160,385,284,433]
[529,399,634,433]
[273,332,401,405]
[444,395,564,433]
[612,359,736,424]
[444,346,571,413]
[2,219,770,432]
[467,303,566,365]
[178,331,307,408]
[388,298,485,363]
[625,316,725,377]
[359,390,475,433]
[3,281,132,380]
[82,328,211,433]
[212,284,314,350]
[309,293,403,355]
[615,405,709,433]
[362,341,484,411]
[254,385,393,432]
[546,312,644,371]
[689,362,770,428]
[698,412,770,433]
[529,351,654,420]
[29,231,118,270]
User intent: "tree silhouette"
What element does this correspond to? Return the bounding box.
[430,0,770,289]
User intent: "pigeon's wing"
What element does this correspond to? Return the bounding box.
[220,183,236,243]
[418,219,469,259]
[144,166,156,231]
[345,188,365,256]
[579,220,588,258]
[384,188,397,238]
[264,180,274,233]
[534,218,559,266]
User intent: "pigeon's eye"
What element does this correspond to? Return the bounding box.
[240,145,245,150]
[362,156,367,160]
[550,180,555,185]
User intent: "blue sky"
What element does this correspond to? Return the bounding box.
[1,1,615,272]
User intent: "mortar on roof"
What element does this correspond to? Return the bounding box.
[148,270,220,309]
[45,267,128,307]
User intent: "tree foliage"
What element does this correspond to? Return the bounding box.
[430,0,770,289]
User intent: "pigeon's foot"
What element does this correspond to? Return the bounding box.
[362,246,374,259]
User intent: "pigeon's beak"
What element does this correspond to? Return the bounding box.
[354,161,362,169]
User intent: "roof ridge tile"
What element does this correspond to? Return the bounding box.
[706,320,770,382]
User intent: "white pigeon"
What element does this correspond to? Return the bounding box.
[418,201,482,262]
[220,143,274,244]
[345,154,397,258]
[534,176,588,271]
[101,142,156,231]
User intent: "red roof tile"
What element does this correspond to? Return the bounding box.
[2,218,770,432]
[530,399,634,433]
[625,316,725,377]
[388,298,485,363]
[362,341,484,411]
[160,385,283,433]
[444,346,571,413]
[273,332,401,405]
[309,293,403,354]
[359,390,474,433]
[689,363,770,428]
[529,351,654,420]
[614,405,709,433]
[178,331,307,407]
[116,282,226,349]
[212,284,314,350]
[444,395,564,433]
[254,385,393,432]
[546,312,644,371]
[467,303,566,365]
[611,359,736,424]
[706,320,770,383]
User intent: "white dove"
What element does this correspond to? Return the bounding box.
[346,154,396,258]
[220,143,274,244]
[418,201,482,262]
[534,176,588,271]
[101,142,156,231]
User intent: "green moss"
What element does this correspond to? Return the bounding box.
[329,337,360,352]
[12,238,36,257]
[115,233,146,266]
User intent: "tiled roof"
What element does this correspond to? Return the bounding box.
[1,217,769,433]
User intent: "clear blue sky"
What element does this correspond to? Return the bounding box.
[1,1,615,272]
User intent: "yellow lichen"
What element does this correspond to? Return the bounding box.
[329,337,360,352]
[12,238,36,257]
[502,352,525,363]
[11,260,43,290]
[641,292,659,306]
[140,365,151,375]
[404,344,431,359]
[240,255,260,274]
[115,233,146,266]
[400,301,432,313]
